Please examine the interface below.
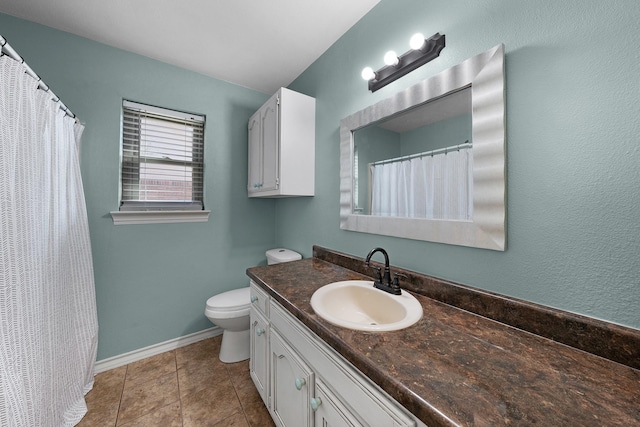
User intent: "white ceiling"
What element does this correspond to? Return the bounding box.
[0,0,380,94]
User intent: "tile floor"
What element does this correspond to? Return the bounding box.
[77,335,275,426]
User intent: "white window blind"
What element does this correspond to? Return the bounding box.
[121,100,205,211]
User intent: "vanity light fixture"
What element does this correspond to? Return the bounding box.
[361,32,445,92]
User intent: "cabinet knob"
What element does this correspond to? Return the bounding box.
[256,328,265,336]
[295,378,306,390]
[310,397,322,411]
[250,295,258,303]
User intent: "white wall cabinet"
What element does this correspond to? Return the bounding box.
[249,281,418,427]
[247,87,315,197]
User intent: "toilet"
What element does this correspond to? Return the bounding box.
[205,248,302,363]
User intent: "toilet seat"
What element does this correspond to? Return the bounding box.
[206,287,250,317]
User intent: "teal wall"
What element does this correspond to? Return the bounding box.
[282,0,640,330]
[400,113,472,156]
[0,14,276,360]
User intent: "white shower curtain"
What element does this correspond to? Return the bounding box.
[370,149,473,220]
[0,56,98,426]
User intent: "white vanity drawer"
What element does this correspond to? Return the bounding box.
[250,280,270,317]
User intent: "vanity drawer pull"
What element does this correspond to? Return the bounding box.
[295,378,306,390]
[251,295,258,303]
[310,397,322,411]
[256,328,265,336]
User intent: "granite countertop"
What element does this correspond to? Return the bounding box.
[246,249,640,427]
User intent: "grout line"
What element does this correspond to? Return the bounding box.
[114,364,127,427]
[223,361,248,426]
[175,350,185,427]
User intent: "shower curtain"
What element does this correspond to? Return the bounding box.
[370,148,473,220]
[0,56,98,425]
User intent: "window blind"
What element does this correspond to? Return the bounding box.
[121,100,205,211]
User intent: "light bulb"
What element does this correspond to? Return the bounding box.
[384,51,399,66]
[410,33,426,50]
[361,67,376,81]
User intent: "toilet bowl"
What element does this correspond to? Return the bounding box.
[205,248,302,363]
[205,287,251,363]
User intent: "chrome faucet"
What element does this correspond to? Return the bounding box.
[365,247,401,295]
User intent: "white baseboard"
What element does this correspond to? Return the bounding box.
[94,327,222,374]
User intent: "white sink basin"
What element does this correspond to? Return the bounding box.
[310,280,423,332]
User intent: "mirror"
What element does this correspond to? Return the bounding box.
[353,87,472,217]
[340,44,505,250]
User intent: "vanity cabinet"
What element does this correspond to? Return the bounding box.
[249,284,270,406]
[247,87,315,198]
[249,280,416,427]
[270,329,314,427]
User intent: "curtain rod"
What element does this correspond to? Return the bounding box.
[0,35,76,119]
[370,141,471,167]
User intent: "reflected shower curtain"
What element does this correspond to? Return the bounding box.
[370,149,473,220]
[0,56,98,426]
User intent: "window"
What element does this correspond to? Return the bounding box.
[111,101,209,224]
[120,100,205,211]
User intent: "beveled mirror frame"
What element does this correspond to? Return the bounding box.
[340,44,506,251]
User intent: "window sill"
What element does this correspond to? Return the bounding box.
[110,210,211,225]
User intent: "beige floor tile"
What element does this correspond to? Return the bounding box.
[117,401,182,427]
[231,372,258,403]
[80,336,273,427]
[77,366,126,427]
[181,376,243,427]
[76,409,119,427]
[236,379,275,427]
[125,350,176,386]
[176,336,221,369]
[117,371,179,426]
[226,364,274,427]
[225,359,250,385]
[177,356,228,398]
[94,365,128,390]
[212,411,251,427]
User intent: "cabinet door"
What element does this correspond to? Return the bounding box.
[260,95,279,192]
[313,379,361,427]
[250,308,269,406]
[270,329,313,427]
[247,111,262,193]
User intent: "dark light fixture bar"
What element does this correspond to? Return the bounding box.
[362,32,445,92]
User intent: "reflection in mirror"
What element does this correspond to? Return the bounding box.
[353,87,472,218]
[340,44,505,251]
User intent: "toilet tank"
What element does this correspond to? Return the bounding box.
[266,248,302,265]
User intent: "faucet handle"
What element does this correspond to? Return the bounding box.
[392,272,407,287]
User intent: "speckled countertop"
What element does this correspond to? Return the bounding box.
[246,247,640,427]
